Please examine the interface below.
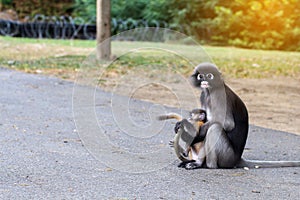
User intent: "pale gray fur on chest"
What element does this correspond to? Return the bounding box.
[204,89,235,132]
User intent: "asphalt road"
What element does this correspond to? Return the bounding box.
[0,68,299,199]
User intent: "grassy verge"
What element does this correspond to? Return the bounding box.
[0,36,299,79]
[0,36,96,47]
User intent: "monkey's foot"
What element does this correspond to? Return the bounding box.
[169,140,174,147]
[178,160,195,168]
[185,162,202,170]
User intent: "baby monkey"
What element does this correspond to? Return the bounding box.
[158,109,208,167]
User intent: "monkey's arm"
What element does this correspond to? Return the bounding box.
[175,119,197,135]
[200,122,210,139]
[192,122,210,144]
[173,121,198,165]
[174,119,190,133]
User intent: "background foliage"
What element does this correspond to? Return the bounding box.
[1,0,73,19]
[1,0,299,51]
[71,0,300,51]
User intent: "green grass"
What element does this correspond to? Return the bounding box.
[1,36,299,79]
[0,36,96,48]
[11,55,85,70]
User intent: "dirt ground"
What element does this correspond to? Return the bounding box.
[95,72,300,135]
[225,77,299,134]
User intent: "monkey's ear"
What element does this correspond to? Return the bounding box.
[189,73,199,87]
[199,112,206,120]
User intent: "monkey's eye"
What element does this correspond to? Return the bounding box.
[206,73,214,80]
[197,74,205,80]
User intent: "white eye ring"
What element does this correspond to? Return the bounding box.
[206,73,214,79]
[197,74,205,80]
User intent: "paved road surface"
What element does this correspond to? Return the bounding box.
[0,68,299,199]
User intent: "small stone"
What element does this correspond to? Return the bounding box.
[8,60,15,65]
[13,125,19,130]
[35,69,42,74]
[106,168,112,172]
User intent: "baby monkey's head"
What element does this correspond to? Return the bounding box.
[189,109,207,122]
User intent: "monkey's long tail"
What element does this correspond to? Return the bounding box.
[236,158,300,168]
[157,113,182,121]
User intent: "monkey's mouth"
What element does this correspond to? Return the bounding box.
[201,81,209,89]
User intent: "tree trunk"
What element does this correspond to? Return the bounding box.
[96,0,111,60]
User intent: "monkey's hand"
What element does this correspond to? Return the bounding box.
[174,121,182,134]
[175,119,192,134]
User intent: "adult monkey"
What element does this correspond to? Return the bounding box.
[186,62,300,169]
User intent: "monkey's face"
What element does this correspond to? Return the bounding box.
[189,109,207,122]
[196,73,214,89]
[190,63,223,90]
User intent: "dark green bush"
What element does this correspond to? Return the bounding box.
[3,0,299,51]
